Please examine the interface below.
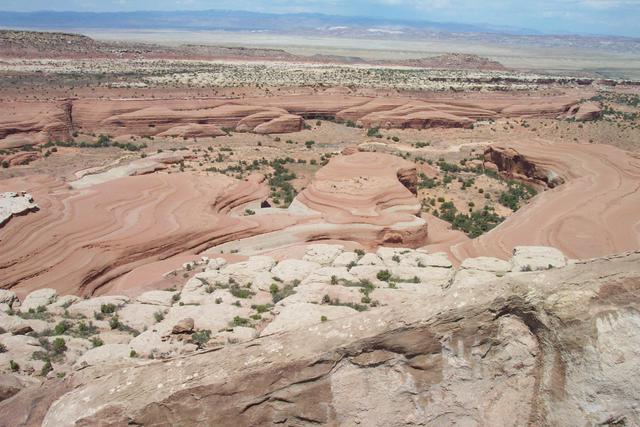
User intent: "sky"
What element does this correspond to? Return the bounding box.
[1,0,639,37]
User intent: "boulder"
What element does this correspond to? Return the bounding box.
[20,288,57,312]
[172,318,195,334]
[511,246,567,271]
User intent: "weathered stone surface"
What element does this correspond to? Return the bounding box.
[117,303,161,331]
[3,251,640,427]
[74,344,133,368]
[332,251,359,267]
[511,245,567,271]
[0,374,38,402]
[20,288,57,312]
[0,192,38,228]
[261,302,357,336]
[0,290,17,307]
[460,256,512,272]
[66,295,130,318]
[357,253,385,266]
[302,244,344,265]
[270,259,321,284]
[136,290,177,307]
[221,256,276,285]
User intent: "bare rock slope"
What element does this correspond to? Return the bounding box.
[1,249,638,426]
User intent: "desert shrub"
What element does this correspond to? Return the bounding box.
[377,270,392,282]
[367,127,381,137]
[90,337,104,348]
[270,284,295,303]
[191,330,211,348]
[41,361,53,377]
[153,311,165,323]
[231,316,251,327]
[53,321,70,335]
[52,338,67,355]
[9,360,19,371]
[101,303,117,314]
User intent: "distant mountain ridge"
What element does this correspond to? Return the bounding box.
[0,9,543,36]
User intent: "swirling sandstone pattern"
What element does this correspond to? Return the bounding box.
[0,152,427,296]
[0,93,594,145]
[0,173,276,297]
[439,140,640,261]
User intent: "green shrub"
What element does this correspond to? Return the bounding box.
[101,303,117,314]
[53,321,69,335]
[9,360,19,371]
[41,360,53,377]
[153,311,165,323]
[191,330,211,348]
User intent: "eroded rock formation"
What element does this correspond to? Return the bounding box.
[1,249,638,426]
[0,93,595,146]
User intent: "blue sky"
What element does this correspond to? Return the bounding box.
[2,0,639,37]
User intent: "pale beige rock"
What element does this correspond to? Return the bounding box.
[357,253,385,266]
[221,256,276,285]
[450,268,500,289]
[404,251,453,268]
[0,290,17,307]
[302,267,356,286]
[118,304,161,331]
[67,295,130,319]
[20,288,57,312]
[460,256,511,272]
[332,251,359,267]
[261,302,357,336]
[136,290,177,307]
[270,259,321,284]
[74,344,133,368]
[6,252,640,427]
[511,246,567,271]
[302,244,344,265]
[172,318,194,334]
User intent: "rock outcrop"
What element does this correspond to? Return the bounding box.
[1,248,639,426]
[437,140,640,262]
[0,94,590,146]
[0,192,38,227]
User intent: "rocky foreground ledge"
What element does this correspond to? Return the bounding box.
[1,244,639,426]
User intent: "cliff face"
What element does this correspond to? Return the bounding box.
[484,145,565,188]
[2,251,639,426]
